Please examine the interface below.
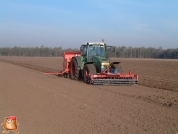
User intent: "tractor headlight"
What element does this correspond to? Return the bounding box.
[101,65,104,69]
[101,62,109,69]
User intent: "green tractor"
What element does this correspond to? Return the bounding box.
[69,42,138,85]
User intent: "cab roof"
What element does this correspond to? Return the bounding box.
[82,42,105,45]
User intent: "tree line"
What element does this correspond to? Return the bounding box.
[0,45,177,59]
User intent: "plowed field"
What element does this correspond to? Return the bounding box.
[0,57,178,134]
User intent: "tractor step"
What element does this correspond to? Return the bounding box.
[93,78,138,85]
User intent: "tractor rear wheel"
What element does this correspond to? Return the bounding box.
[111,63,123,73]
[70,58,80,80]
[83,64,96,84]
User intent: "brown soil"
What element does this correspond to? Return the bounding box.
[111,58,178,92]
[0,57,178,91]
[0,57,178,134]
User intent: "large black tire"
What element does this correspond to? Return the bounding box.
[110,63,123,73]
[70,58,80,80]
[83,64,97,84]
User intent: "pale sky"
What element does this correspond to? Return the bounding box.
[0,0,178,49]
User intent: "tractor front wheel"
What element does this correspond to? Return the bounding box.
[83,64,96,84]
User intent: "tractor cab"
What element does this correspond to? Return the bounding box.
[80,42,106,57]
[80,42,110,72]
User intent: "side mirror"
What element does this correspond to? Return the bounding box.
[80,46,83,51]
[107,46,115,52]
[112,46,115,52]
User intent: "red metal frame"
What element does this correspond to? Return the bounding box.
[63,51,81,73]
[43,51,81,75]
[86,71,138,81]
[84,65,138,81]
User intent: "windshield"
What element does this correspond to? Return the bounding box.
[88,45,105,57]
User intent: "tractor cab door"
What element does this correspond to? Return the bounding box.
[87,45,96,62]
[80,45,87,56]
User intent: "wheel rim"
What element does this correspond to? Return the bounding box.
[84,69,88,82]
